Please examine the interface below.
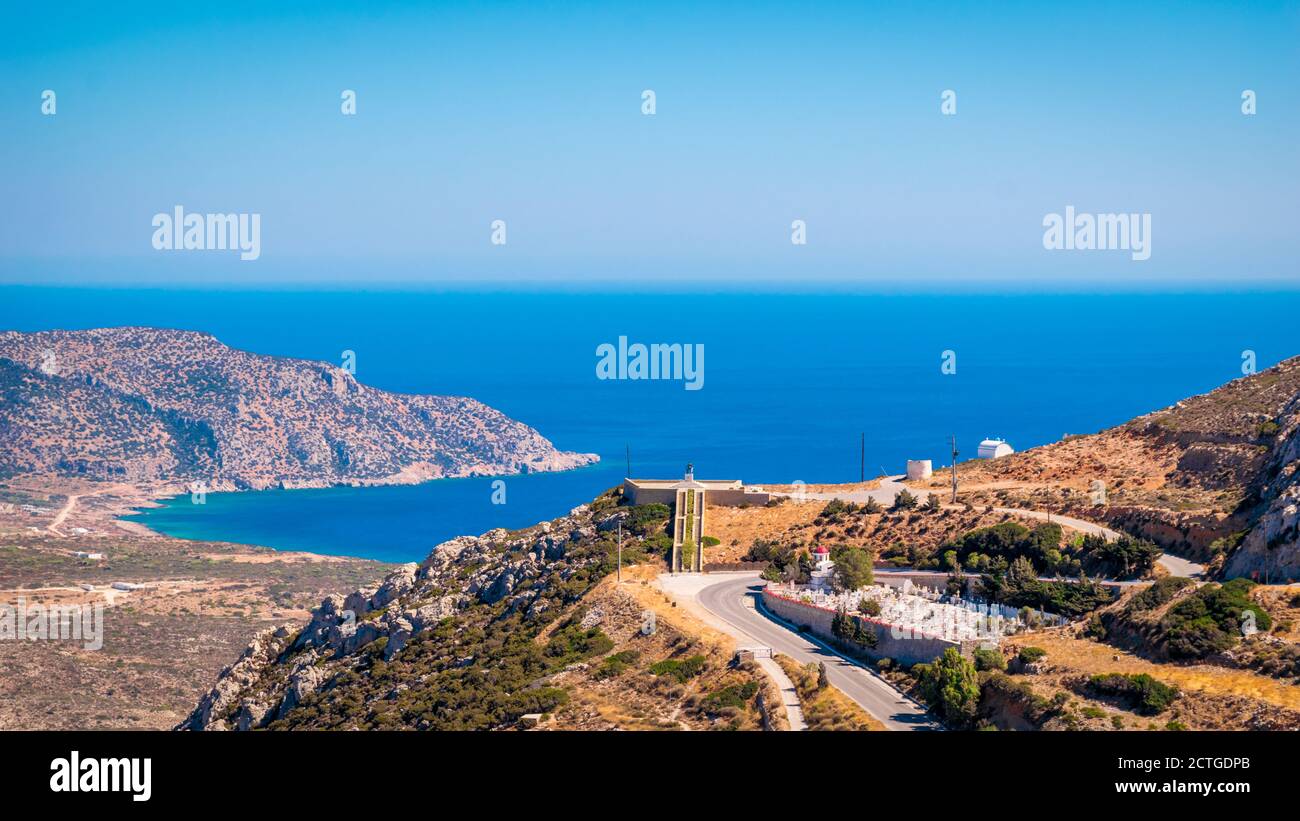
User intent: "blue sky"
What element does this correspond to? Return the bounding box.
[1,1,1297,285]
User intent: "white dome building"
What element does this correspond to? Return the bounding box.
[977,438,1014,459]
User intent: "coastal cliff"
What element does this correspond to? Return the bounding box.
[0,327,596,489]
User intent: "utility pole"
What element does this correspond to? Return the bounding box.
[860,432,865,483]
[950,434,959,504]
[616,521,623,583]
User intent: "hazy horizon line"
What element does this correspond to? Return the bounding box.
[2,277,1299,296]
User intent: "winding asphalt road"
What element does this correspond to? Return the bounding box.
[673,476,1208,729]
[691,573,941,731]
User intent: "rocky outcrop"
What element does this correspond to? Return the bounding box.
[0,327,597,488]
[178,500,625,731]
[178,624,296,731]
[1225,393,1300,581]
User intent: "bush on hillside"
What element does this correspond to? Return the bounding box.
[1087,673,1179,715]
[1160,578,1269,660]
[892,489,919,510]
[1078,534,1162,579]
[624,503,671,536]
[1127,576,1195,612]
[1018,646,1047,664]
[916,647,980,728]
[649,654,707,683]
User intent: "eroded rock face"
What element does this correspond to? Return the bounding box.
[276,662,329,721]
[405,597,461,632]
[373,564,418,608]
[1226,486,1300,580]
[178,624,296,731]
[177,503,602,731]
[1225,395,1300,580]
[235,700,271,731]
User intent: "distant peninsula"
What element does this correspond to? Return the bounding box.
[0,327,597,491]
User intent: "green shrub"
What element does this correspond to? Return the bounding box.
[1084,614,1107,640]
[649,654,706,683]
[939,521,1061,574]
[1018,646,1047,664]
[830,546,874,591]
[701,681,759,712]
[624,503,671,536]
[1087,673,1179,715]
[544,624,614,665]
[973,647,1006,672]
[1127,576,1194,612]
[819,499,858,518]
[917,647,980,727]
[982,562,1113,618]
[831,608,877,652]
[744,538,782,562]
[1160,579,1270,660]
[1078,534,1162,579]
[892,489,918,510]
[592,650,641,680]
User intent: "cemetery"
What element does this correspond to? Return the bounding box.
[761,577,1065,666]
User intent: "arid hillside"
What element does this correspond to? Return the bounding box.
[178,489,784,731]
[918,357,1300,579]
[0,327,596,490]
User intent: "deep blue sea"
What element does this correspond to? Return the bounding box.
[3,286,1297,563]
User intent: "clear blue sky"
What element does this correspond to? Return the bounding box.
[2,1,1297,286]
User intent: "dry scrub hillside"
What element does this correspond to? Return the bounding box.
[179,491,782,732]
[537,569,775,730]
[705,498,1079,567]
[916,356,1300,576]
[976,636,1300,731]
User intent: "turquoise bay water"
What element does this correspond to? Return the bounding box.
[3,287,1297,562]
